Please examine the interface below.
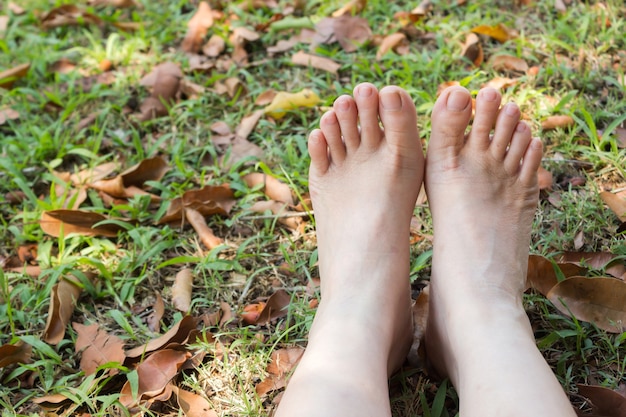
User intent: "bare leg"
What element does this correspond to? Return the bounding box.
[425,86,575,417]
[275,83,424,417]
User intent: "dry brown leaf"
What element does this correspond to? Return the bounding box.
[481,77,518,90]
[555,0,567,13]
[147,292,165,332]
[89,0,138,8]
[172,269,194,312]
[73,322,125,375]
[235,110,264,139]
[158,185,236,225]
[255,90,277,106]
[125,315,197,360]
[249,200,302,230]
[437,81,461,96]
[407,285,429,367]
[291,50,341,74]
[547,276,626,333]
[600,191,626,222]
[0,16,9,33]
[8,2,26,15]
[138,62,183,122]
[119,349,189,407]
[182,2,214,53]
[313,16,372,53]
[172,386,218,417]
[461,33,483,66]
[244,173,294,205]
[537,166,553,190]
[43,277,82,344]
[0,342,32,368]
[256,347,304,396]
[40,5,102,29]
[558,251,626,279]
[267,38,299,55]
[32,393,71,409]
[210,121,232,136]
[541,115,575,130]
[0,107,19,125]
[111,21,142,31]
[185,208,224,250]
[256,289,291,325]
[40,210,126,237]
[121,156,170,188]
[577,384,626,417]
[489,55,529,72]
[241,302,266,325]
[376,32,408,60]
[203,34,225,57]
[332,0,367,17]
[526,254,586,296]
[470,23,516,43]
[263,89,321,119]
[0,63,30,89]
[222,136,265,168]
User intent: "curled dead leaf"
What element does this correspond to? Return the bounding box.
[147,292,165,332]
[182,2,214,53]
[172,268,194,312]
[600,191,626,222]
[256,347,304,396]
[541,115,575,130]
[470,23,516,43]
[158,185,236,225]
[489,55,529,73]
[376,33,408,60]
[291,51,341,74]
[203,34,226,57]
[525,254,586,296]
[461,33,483,66]
[249,200,302,230]
[40,5,102,29]
[577,384,626,417]
[0,341,32,368]
[172,386,218,417]
[125,315,197,360]
[0,63,30,89]
[43,277,83,345]
[243,173,294,205]
[332,0,367,17]
[40,210,126,237]
[547,276,626,333]
[255,289,291,325]
[0,107,20,125]
[263,89,321,119]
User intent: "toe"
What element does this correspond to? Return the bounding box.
[353,83,382,149]
[519,137,543,186]
[504,122,532,174]
[468,88,501,150]
[320,110,346,164]
[378,86,419,148]
[428,87,472,159]
[490,102,521,160]
[333,95,360,153]
[308,129,330,174]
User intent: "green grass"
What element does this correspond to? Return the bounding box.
[1,0,625,416]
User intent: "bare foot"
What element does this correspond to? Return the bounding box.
[425,87,574,416]
[276,83,424,417]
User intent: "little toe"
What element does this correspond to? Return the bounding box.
[308,129,330,174]
[519,137,543,186]
[353,83,382,149]
[429,86,473,157]
[378,86,419,148]
[320,110,346,164]
[504,122,532,174]
[333,95,361,152]
[468,88,501,150]
[490,102,521,160]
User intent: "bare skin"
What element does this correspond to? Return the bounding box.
[425,86,575,416]
[275,83,423,417]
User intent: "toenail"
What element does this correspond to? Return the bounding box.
[516,122,527,132]
[447,90,470,111]
[504,103,519,116]
[380,91,402,110]
[335,98,351,112]
[481,89,498,101]
[358,85,374,97]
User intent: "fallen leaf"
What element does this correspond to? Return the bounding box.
[255,90,277,106]
[526,254,586,296]
[557,251,626,278]
[121,156,170,188]
[158,185,236,225]
[43,277,83,344]
[111,21,142,31]
[8,2,26,15]
[32,394,71,409]
[182,2,214,53]
[577,384,626,417]
[72,322,125,375]
[119,349,189,407]
[313,16,372,53]
[125,315,197,360]
[461,33,483,66]
[172,268,194,312]
[255,289,291,325]
[89,0,138,8]
[172,386,218,417]
[210,121,232,136]
[600,191,626,221]
[40,5,102,29]
[0,16,8,32]
[332,0,367,17]
[147,292,165,332]
[222,136,265,168]
[244,173,294,205]
[555,0,567,13]
[138,62,183,122]
[407,285,429,367]
[40,210,126,237]
[0,342,32,368]
[376,33,408,60]
[489,55,529,72]
[263,89,321,119]
[291,50,341,74]
[203,34,225,57]
[481,77,518,90]
[437,81,460,96]
[541,115,575,130]
[241,302,266,325]
[256,347,304,396]
[249,200,302,230]
[0,107,19,125]
[470,23,516,43]
[185,207,224,250]
[538,166,553,190]
[574,230,585,250]
[0,63,30,89]
[547,276,626,333]
[235,110,264,139]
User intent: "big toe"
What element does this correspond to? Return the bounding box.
[428,87,472,157]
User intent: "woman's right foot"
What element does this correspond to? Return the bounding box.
[425,87,575,416]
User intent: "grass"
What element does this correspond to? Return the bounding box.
[1,0,625,416]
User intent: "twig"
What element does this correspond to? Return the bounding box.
[240,211,313,221]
